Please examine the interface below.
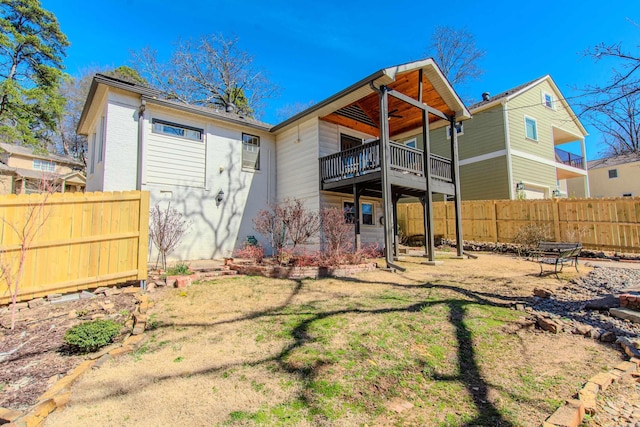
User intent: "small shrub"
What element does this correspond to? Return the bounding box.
[513,224,550,256]
[167,263,192,276]
[234,242,265,263]
[64,319,122,353]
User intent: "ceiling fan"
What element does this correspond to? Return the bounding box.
[387,109,403,119]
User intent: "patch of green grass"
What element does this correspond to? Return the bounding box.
[133,344,149,362]
[173,356,184,363]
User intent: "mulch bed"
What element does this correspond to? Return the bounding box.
[0,290,139,411]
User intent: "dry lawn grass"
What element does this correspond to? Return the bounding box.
[44,253,623,426]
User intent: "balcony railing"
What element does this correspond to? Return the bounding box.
[555,148,585,169]
[319,140,452,184]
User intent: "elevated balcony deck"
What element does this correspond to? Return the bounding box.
[555,148,585,170]
[319,140,455,197]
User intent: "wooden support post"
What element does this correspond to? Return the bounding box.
[419,70,435,261]
[378,85,396,269]
[450,115,464,257]
[392,192,400,258]
[354,183,361,250]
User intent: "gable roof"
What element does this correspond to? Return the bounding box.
[79,59,470,139]
[0,142,84,167]
[469,75,588,137]
[588,153,640,169]
[77,74,271,135]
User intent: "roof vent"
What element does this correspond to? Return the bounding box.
[482,92,491,101]
[226,103,236,113]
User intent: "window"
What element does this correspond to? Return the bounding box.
[98,116,105,163]
[343,201,355,224]
[524,116,538,141]
[446,122,464,137]
[361,202,373,225]
[242,133,260,170]
[340,134,361,151]
[608,169,618,179]
[152,119,203,141]
[542,91,555,109]
[33,159,55,172]
[404,138,417,148]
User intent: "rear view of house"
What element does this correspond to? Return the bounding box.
[77,60,470,264]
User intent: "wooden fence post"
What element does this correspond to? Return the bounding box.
[552,199,561,241]
[492,200,498,243]
[138,191,150,281]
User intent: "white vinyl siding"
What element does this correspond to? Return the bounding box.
[276,118,320,209]
[147,118,206,188]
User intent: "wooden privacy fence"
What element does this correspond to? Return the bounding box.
[397,197,640,253]
[0,191,149,304]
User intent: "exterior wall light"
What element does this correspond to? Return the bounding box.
[216,190,224,206]
[515,181,525,191]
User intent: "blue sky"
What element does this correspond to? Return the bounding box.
[41,0,640,160]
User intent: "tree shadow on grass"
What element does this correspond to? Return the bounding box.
[73,277,533,425]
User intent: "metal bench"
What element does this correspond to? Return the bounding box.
[532,241,582,278]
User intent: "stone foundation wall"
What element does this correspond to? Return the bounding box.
[619,293,640,310]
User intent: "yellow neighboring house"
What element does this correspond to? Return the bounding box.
[588,153,640,198]
[0,143,85,194]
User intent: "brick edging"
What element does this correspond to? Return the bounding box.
[1,293,151,427]
[544,357,639,426]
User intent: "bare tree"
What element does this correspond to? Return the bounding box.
[275,100,316,122]
[580,33,640,155]
[0,174,59,329]
[583,84,640,155]
[132,34,278,118]
[426,26,485,87]
[149,203,190,270]
[279,199,321,249]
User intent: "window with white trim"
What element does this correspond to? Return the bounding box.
[524,116,538,141]
[609,169,618,179]
[542,91,555,109]
[152,119,203,141]
[242,133,260,170]
[33,159,55,172]
[343,201,355,224]
[361,202,374,225]
[446,122,464,137]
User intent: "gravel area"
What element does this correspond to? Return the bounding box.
[530,266,640,338]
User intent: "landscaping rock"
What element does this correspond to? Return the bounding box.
[104,287,122,296]
[27,298,46,309]
[610,308,640,324]
[537,316,559,333]
[545,399,584,427]
[585,295,620,311]
[534,288,554,298]
[0,407,23,423]
[600,331,617,343]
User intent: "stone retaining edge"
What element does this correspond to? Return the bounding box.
[543,357,639,427]
[1,292,150,427]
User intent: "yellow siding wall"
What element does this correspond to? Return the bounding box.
[507,80,583,158]
[459,156,510,200]
[589,161,640,197]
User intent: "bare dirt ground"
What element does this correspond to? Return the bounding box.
[37,253,629,427]
[0,290,139,411]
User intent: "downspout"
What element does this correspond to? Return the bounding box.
[503,100,515,199]
[136,99,146,191]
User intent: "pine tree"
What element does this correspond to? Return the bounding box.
[0,0,69,148]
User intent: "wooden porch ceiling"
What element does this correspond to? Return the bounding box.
[321,69,455,138]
